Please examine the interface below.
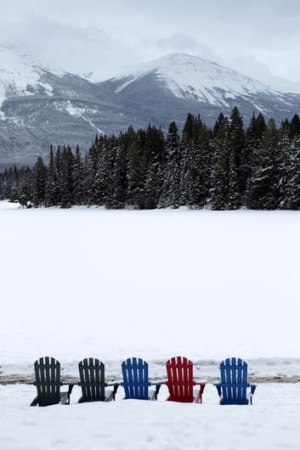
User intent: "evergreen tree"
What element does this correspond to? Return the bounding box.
[126,133,144,208]
[111,143,128,208]
[73,146,84,205]
[229,106,245,196]
[55,146,62,205]
[86,143,102,205]
[227,149,240,209]
[210,114,241,209]
[180,114,211,208]
[179,113,194,206]
[45,145,58,207]
[242,113,266,202]
[60,146,74,208]
[32,157,47,206]
[247,119,280,209]
[289,114,300,138]
[159,121,181,208]
[210,115,229,209]
[143,125,166,209]
[278,132,300,209]
[104,139,119,209]
[17,167,33,207]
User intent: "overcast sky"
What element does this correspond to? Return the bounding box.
[1,0,300,86]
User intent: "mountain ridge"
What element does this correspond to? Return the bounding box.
[110,53,277,102]
[1,48,300,167]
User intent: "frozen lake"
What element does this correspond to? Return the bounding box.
[1,201,300,449]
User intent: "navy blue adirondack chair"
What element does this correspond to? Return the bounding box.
[214,357,256,405]
[120,357,161,400]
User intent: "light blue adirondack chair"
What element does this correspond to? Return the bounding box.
[214,357,256,405]
[120,357,161,400]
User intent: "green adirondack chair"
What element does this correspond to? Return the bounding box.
[30,356,71,406]
[78,358,117,403]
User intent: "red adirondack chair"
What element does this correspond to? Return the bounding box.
[161,356,205,403]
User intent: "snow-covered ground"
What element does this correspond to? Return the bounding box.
[2,383,300,450]
[1,200,300,449]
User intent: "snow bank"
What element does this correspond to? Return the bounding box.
[1,383,300,450]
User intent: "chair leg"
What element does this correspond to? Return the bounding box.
[30,396,39,407]
[194,392,202,403]
[105,391,115,402]
[60,392,70,405]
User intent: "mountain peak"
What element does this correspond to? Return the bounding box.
[112,52,276,107]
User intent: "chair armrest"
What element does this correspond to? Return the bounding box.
[194,382,206,403]
[30,396,39,407]
[194,382,206,392]
[150,382,161,399]
[214,383,222,397]
[60,383,75,404]
[249,384,256,405]
[113,383,119,399]
[61,382,76,404]
[60,391,70,405]
[106,383,119,400]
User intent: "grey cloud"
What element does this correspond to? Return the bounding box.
[1,0,300,82]
[156,34,202,53]
[155,34,219,61]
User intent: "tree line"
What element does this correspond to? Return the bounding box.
[1,106,300,210]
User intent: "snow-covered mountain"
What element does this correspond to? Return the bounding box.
[99,53,300,126]
[0,47,133,167]
[112,53,279,107]
[1,49,300,167]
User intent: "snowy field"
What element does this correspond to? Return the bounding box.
[1,200,300,449]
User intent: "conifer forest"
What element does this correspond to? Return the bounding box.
[1,106,300,210]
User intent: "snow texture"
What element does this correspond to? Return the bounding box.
[55,100,105,135]
[2,383,300,450]
[0,46,65,107]
[1,201,300,449]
